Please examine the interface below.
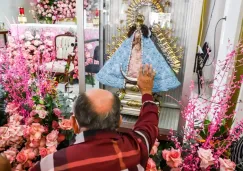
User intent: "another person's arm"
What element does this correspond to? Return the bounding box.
[133,64,159,152]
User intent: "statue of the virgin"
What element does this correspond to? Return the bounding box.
[96,14,180,92]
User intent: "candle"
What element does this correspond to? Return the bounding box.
[19,7,25,15]
[95,9,99,17]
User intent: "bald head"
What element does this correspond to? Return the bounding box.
[86,89,114,115]
[73,89,121,130]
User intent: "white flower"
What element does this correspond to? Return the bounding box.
[39,45,45,50]
[197,148,215,169]
[33,40,40,46]
[35,34,40,39]
[44,32,51,37]
[25,41,31,47]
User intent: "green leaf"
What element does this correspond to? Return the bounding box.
[200,130,207,139]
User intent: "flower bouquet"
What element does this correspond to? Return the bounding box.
[161,43,243,170]
[30,0,76,24]
[0,45,74,170]
[8,30,57,75]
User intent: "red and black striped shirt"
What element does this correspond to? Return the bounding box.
[30,94,159,171]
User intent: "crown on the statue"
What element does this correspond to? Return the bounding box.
[135,14,144,30]
[136,14,145,25]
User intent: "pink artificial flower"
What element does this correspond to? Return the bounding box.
[25,148,37,160]
[46,130,59,147]
[197,148,215,169]
[86,57,93,64]
[52,120,59,129]
[5,102,19,114]
[150,145,158,155]
[36,110,48,119]
[39,45,45,50]
[150,139,160,155]
[219,158,236,171]
[0,127,8,134]
[44,126,49,133]
[29,139,40,148]
[86,43,93,50]
[162,148,182,168]
[9,114,23,125]
[146,158,157,171]
[3,147,18,163]
[29,123,45,141]
[35,34,41,39]
[33,40,40,46]
[16,151,28,163]
[39,147,48,158]
[85,51,91,58]
[30,110,37,117]
[52,16,57,21]
[53,108,62,117]
[59,119,72,130]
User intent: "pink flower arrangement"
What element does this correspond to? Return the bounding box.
[0,40,74,170]
[7,30,57,75]
[30,0,76,23]
[161,42,243,170]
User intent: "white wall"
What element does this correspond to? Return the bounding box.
[0,0,35,47]
[199,0,226,83]
[0,0,34,28]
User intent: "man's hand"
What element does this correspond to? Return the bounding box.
[137,64,156,95]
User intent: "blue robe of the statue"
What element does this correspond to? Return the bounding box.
[96,33,181,92]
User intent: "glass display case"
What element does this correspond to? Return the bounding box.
[76,0,204,139]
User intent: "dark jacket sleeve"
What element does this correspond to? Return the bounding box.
[133,94,159,152]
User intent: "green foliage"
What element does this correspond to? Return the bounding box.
[0,86,7,126]
[85,75,95,85]
[56,91,75,119]
[198,119,232,140]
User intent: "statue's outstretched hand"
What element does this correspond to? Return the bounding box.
[137,64,156,95]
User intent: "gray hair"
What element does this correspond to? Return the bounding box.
[73,92,121,130]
